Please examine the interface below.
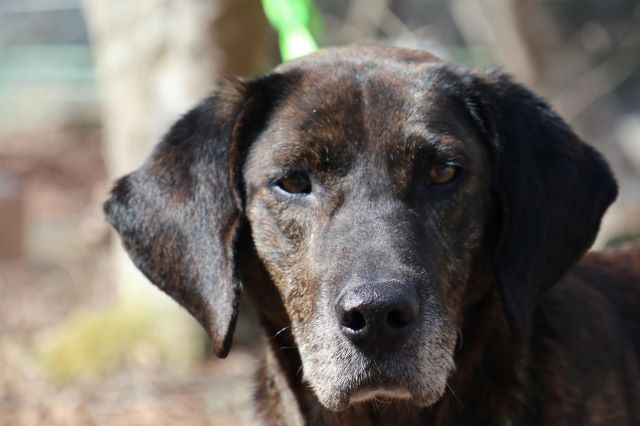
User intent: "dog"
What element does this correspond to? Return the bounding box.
[104,45,640,425]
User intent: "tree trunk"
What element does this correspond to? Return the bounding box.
[84,0,276,298]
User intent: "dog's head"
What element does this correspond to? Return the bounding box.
[104,45,617,411]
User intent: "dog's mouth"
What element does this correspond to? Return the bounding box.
[349,385,412,404]
[310,365,450,411]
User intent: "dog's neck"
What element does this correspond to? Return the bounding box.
[251,285,528,426]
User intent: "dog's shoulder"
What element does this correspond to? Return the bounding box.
[527,249,640,423]
[573,250,640,351]
[536,249,640,355]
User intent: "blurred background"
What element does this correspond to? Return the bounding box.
[0,0,638,424]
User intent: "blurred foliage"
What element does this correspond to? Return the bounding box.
[37,300,205,383]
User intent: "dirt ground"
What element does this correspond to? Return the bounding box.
[0,130,259,425]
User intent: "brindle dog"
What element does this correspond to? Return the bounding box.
[104,45,640,425]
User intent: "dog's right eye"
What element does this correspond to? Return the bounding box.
[276,171,312,195]
[428,163,458,185]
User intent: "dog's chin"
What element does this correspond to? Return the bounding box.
[313,379,448,412]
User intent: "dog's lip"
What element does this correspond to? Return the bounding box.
[343,374,416,407]
[322,377,411,411]
[349,385,412,404]
[318,371,449,411]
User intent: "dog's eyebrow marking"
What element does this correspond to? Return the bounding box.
[400,128,468,162]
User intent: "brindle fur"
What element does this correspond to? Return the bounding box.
[104,45,640,425]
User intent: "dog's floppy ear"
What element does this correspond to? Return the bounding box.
[104,78,253,357]
[470,71,618,330]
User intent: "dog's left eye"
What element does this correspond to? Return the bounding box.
[276,171,312,194]
[429,164,458,185]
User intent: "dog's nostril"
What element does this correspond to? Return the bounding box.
[387,309,412,329]
[342,309,366,331]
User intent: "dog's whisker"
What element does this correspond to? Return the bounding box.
[446,383,464,409]
[377,397,393,406]
[371,398,381,415]
[456,328,464,352]
[273,325,291,339]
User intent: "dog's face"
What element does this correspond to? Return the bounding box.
[243,59,492,408]
[104,46,617,411]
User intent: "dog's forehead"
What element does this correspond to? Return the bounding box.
[272,45,453,117]
[259,55,475,160]
[274,44,443,72]
[276,51,450,112]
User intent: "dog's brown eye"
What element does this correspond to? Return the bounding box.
[429,164,458,185]
[277,172,312,194]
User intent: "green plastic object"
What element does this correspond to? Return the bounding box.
[262,0,321,61]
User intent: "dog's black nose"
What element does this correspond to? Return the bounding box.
[336,281,419,354]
